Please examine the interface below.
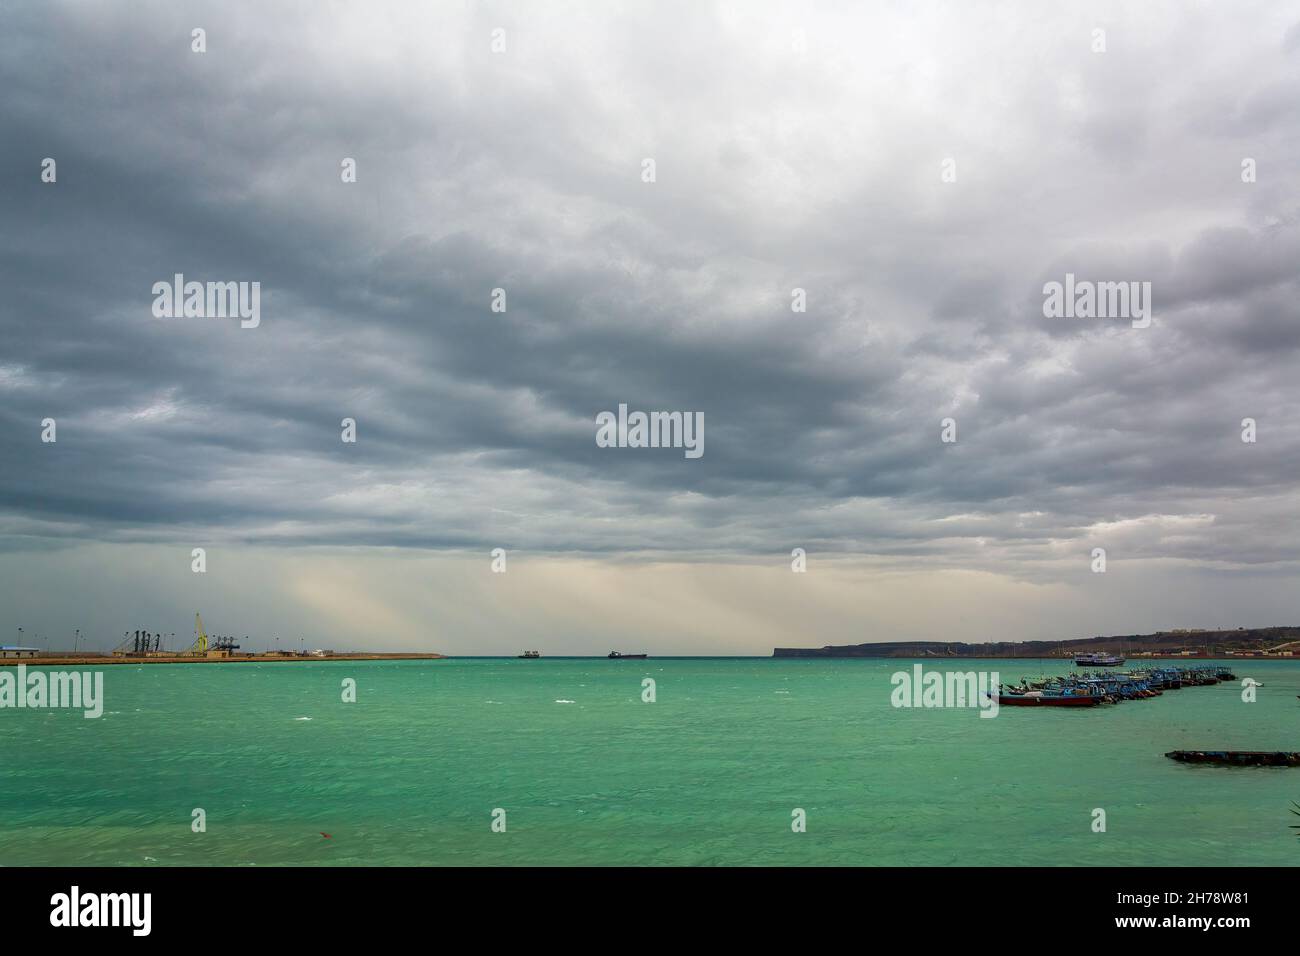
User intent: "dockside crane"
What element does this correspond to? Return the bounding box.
[113,629,164,656]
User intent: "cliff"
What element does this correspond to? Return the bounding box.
[772,626,1300,658]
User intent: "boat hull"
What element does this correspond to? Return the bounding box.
[997,693,1101,707]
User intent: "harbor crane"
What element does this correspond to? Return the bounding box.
[185,614,239,655]
[113,630,163,655]
[185,612,208,655]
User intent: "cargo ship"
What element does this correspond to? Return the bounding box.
[607,651,647,659]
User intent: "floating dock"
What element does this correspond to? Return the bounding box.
[1165,750,1300,767]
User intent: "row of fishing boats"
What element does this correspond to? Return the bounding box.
[992,666,1236,707]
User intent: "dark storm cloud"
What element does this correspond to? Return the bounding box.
[2,0,1299,582]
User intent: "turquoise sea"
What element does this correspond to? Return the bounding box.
[2,657,1298,866]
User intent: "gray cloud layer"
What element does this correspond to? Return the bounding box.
[3,2,1300,644]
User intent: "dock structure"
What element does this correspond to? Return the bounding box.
[1165,751,1300,768]
[48,613,434,665]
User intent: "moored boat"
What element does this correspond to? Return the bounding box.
[992,690,1103,707]
[1074,652,1125,666]
[992,664,1243,715]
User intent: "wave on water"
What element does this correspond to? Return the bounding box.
[555,699,575,704]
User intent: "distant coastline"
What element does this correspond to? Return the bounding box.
[773,626,1300,659]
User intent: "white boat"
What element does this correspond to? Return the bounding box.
[1074,652,1124,667]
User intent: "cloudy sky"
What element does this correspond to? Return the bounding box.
[2,1,1299,655]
